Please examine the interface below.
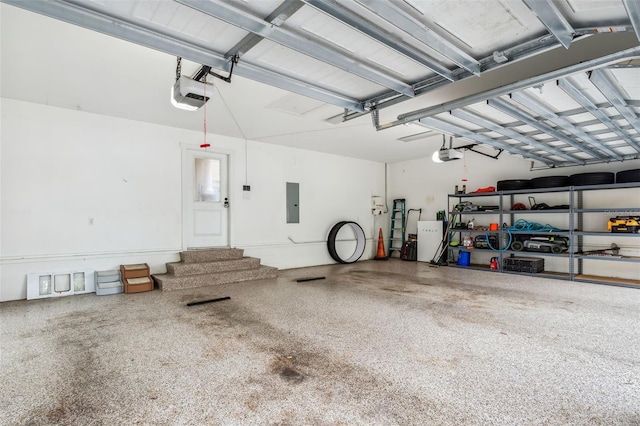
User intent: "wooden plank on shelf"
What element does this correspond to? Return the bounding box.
[574,274,640,287]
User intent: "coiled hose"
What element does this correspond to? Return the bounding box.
[484,219,562,252]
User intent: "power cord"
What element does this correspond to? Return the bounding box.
[484,219,563,252]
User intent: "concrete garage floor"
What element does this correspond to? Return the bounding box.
[1,260,639,425]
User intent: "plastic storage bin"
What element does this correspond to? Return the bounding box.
[95,270,123,295]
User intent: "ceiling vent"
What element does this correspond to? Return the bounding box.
[171,75,213,111]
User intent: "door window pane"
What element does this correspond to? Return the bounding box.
[194,158,220,202]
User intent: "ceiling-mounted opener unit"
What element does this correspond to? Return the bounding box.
[171,56,239,111]
[433,135,464,162]
[171,75,214,111]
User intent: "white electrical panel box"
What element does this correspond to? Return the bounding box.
[371,196,384,215]
[417,221,444,263]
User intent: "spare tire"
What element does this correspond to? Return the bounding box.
[570,172,614,186]
[530,176,570,189]
[616,168,640,184]
[327,221,366,264]
[497,179,530,191]
[510,241,524,251]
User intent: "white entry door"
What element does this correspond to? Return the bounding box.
[183,149,229,248]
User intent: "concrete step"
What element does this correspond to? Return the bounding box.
[180,248,244,264]
[152,265,278,291]
[167,257,261,277]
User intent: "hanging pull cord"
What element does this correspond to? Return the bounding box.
[176,57,182,82]
[201,74,210,149]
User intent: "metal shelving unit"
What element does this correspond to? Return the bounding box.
[446,181,640,288]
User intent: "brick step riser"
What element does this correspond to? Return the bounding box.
[167,258,261,277]
[180,248,244,264]
[153,266,277,292]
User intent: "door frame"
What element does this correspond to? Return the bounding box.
[181,143,234,250]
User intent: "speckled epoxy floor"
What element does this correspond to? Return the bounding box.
[2,260,639,425]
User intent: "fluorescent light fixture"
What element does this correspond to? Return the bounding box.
[398,130,437,143]
[171,75,213,111]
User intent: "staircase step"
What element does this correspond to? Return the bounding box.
[167,257,260,277]
[180,248,244,264]
[152,265,278,292]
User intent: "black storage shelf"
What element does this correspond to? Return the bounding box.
[574,231,640,237]
[449,229,501,234]
[503,209,572,215]
[502,250,571,258]
[445,262,499,273]
[576,255,640,263]
[445,181,640,288]
[508,230,572,236]
[449,246,501,252]
[449,210,501,215]
[575,208,640,214]
[501,270,572,281]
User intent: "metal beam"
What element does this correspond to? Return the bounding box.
[176,0,415,97]
[590,68,640,136]
[623,0,640,42]
[226,0,304,57]
[353,0,481,75]
[450,108,584,164]
[511,91,623,160]
[418,117,559,165]
[488,97,606,160]
[237,61,365,112]
[523,0,574,49]
[2,0,364,112]
[194,1,304,85]
[558,78,640,153]
[301,0,455,81]
[384,45,640,129]
[340,28,638,125]
[0,0,232,71]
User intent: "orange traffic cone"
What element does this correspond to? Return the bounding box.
[374,228,388,260]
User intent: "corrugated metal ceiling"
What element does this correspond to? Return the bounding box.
[3,0,639,167]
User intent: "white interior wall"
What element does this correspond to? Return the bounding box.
[0,98,384,301]
[389,150,640,279]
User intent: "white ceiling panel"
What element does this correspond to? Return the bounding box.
[292,7,361,53]
[244,39,384,98]
[563,0,629,23]
[400,0,547,55]
[267,92,328,116]
[611,68,640,98]
[229,0,286,17]
[290,6,429,81]
[2,0,640,166]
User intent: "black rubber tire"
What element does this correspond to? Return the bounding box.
[529,175,570,189]
[497,179,530,191]
[616,168,640,183]
[510,240,524,251]
[327,221,366,264]
[569,172,615,186]
[551,245,563,254]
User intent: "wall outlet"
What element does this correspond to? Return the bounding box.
[88,217,94,225]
